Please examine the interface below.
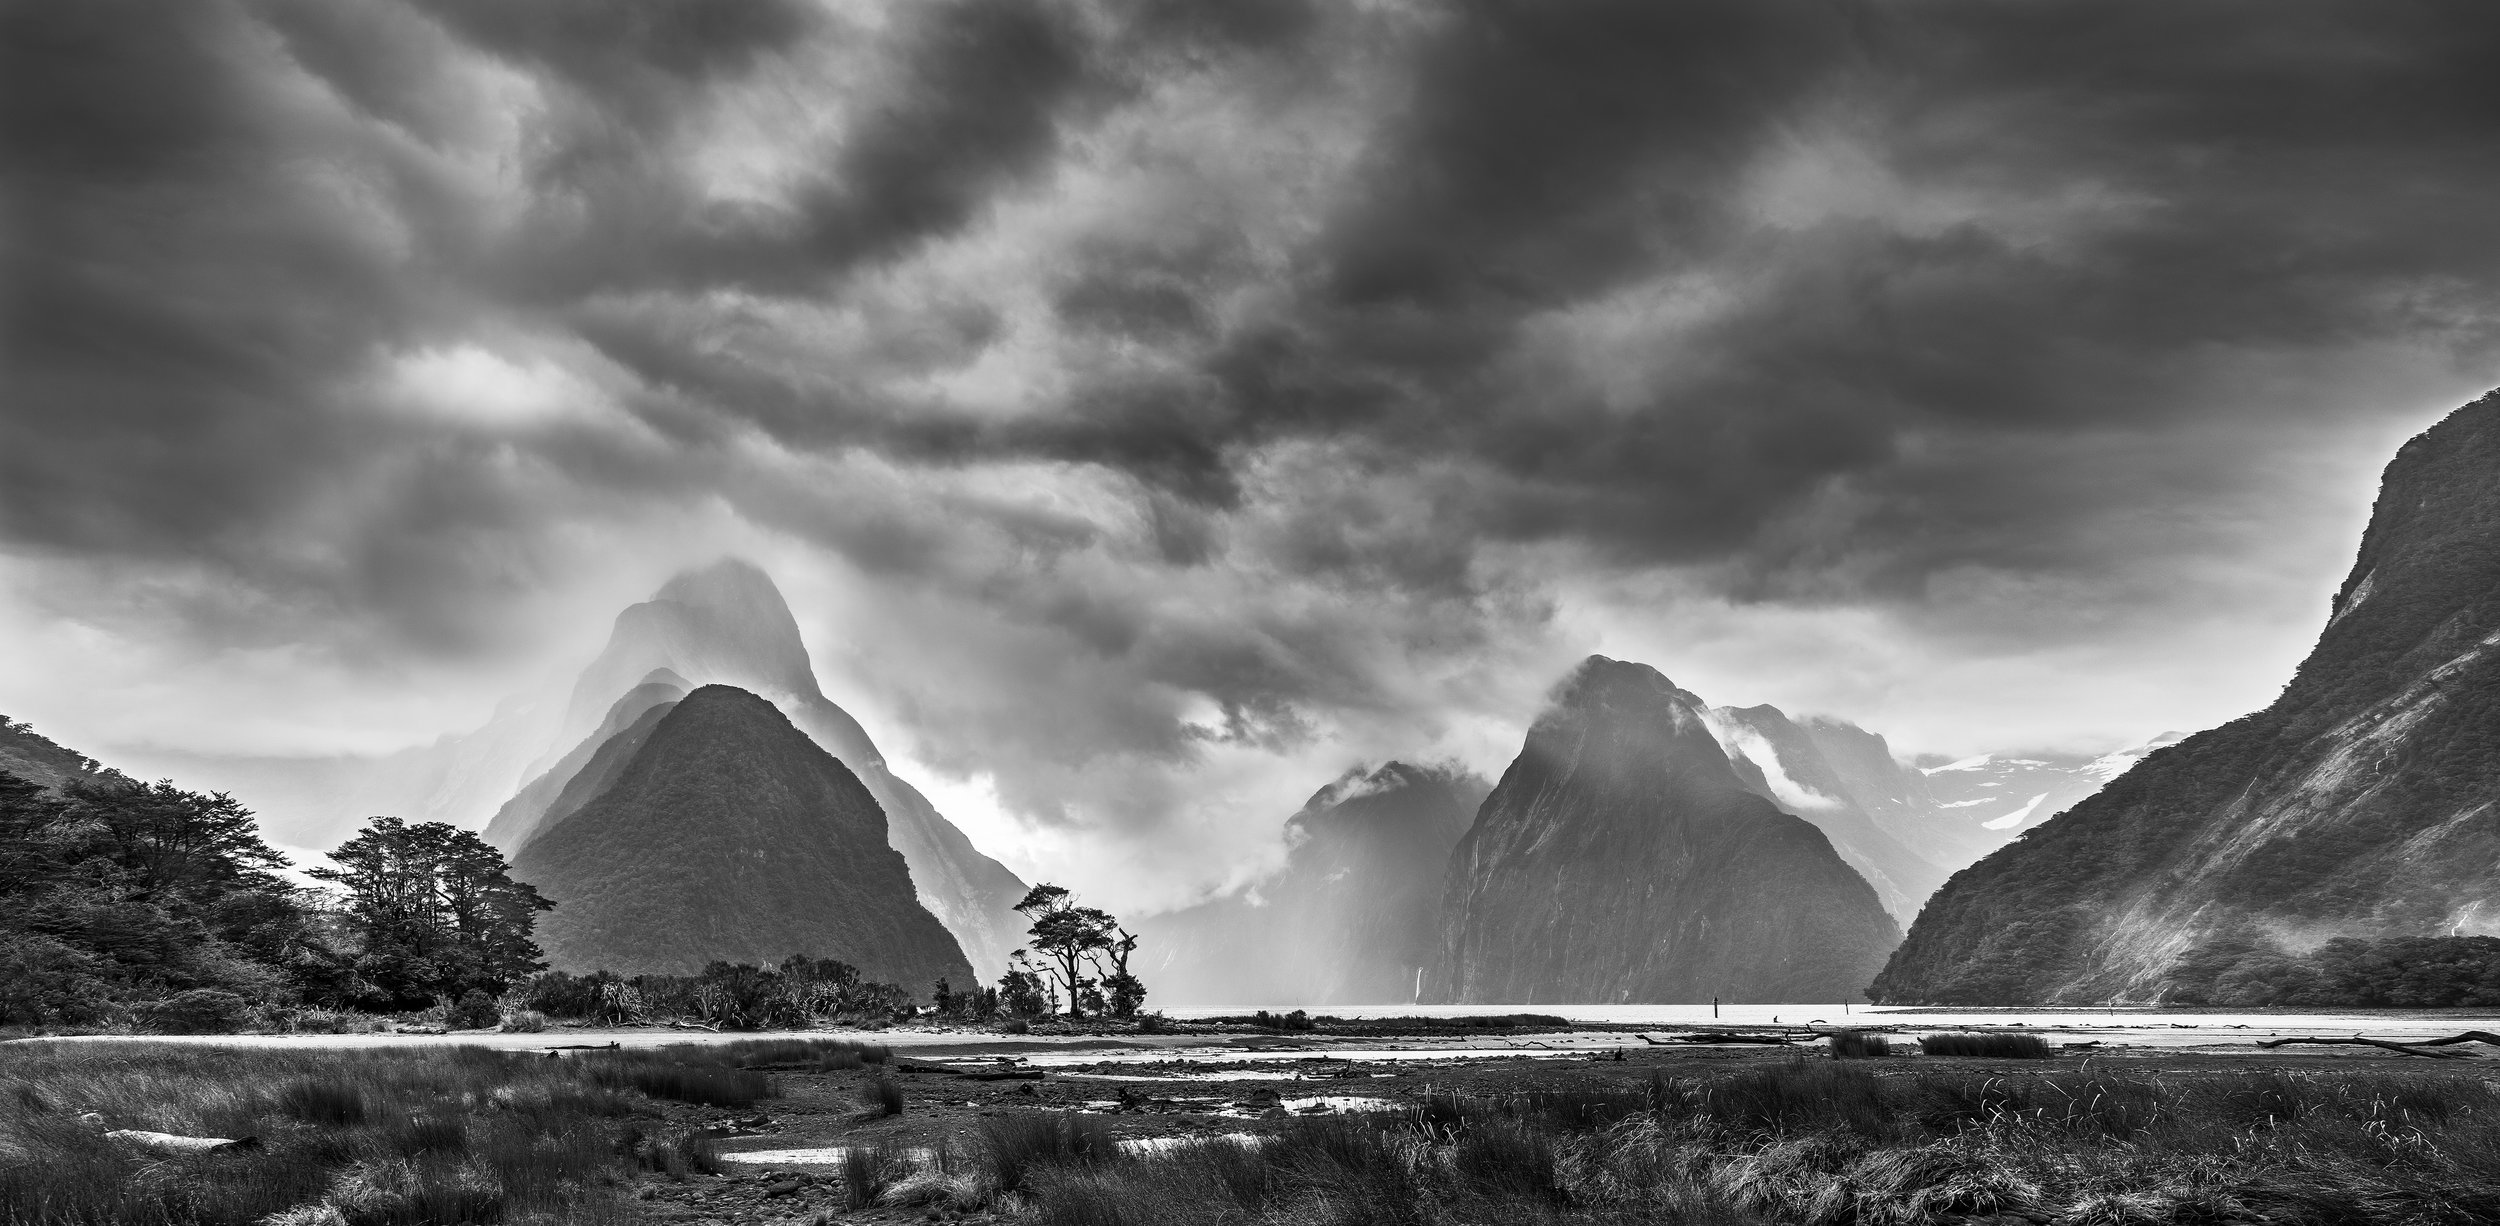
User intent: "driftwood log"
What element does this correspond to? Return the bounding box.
[2253,1032,2500,1059]
[894,1060,1046,1080]
[106,1129,261,1153]
[1637,1031,1797,1047]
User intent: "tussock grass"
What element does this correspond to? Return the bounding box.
[841,1142,910,1208]
[861,1071,904,1116]
[1001,1063,2500,1226]
[978,1109,1116,1192]
[1919,1030,2053,1059]
[1828,1029,1892,1059]
[0,1042,662,1225]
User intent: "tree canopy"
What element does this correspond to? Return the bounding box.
[311,817,553,1007]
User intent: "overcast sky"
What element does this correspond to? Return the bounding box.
[7,0,2500,903]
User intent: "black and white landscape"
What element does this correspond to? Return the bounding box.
[11,2,2500,1223]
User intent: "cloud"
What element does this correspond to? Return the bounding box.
[8,0,2500,908]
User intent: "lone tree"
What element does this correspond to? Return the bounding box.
[312,818,552,1007]
[1091,924,1147,1019]
[1009,883,1144,1018]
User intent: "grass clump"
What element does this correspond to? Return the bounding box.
[1829,1029,1892,1059]
[978,1109,1117,1192]
[861,1072,905,1116]
[1919,1031,2053,1059]
[842,1143,911,1208]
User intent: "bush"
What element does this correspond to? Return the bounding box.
[446,990,501,1031]
[1919,1032,2053,1059]
[1830,1030,1893,1059]
[132,988,253,1034]
[499,1009,548,1033]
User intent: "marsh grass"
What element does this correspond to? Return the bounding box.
[573,1037,885,1107]
[0,1042,669,1225]
[841,1142,910,1208]
[1001,1062,2500,1226]
[1919,1031,2053,1059]
[861,1071,904,1116]
[1827,1029,1891,1059]
[979,1109,1117,1192]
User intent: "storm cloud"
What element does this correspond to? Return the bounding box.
[7,0,2500,903]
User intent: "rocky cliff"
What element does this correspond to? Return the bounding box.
[510,685,976,989]
[1875,392,2500,1004]
[1139,761,1487,1006]
[1706,705,1951,922]
[1433,656,1901,1004]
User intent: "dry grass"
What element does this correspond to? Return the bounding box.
[1918,1031,2053,1059]
[983,1062,2500,1226]
[0,1042,660,1225]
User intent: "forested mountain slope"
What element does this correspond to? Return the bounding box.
[1876,392,2500,1004]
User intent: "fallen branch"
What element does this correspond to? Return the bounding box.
[2254,1035,2477,1059]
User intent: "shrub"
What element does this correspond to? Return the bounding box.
[132,988,253,1034]
[498,1009,548,1033]
[1003,1019,1031,1034]
[1830,1030,1893,1059]
[1919,1032,2052,1059]
[862,1073,904,1117]
[447,990,501,1031]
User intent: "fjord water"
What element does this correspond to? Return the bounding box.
[1165,1002,2500,1048]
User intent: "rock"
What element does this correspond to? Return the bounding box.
[1434,656,1902,1004]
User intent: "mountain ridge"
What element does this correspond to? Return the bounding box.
[1875,391,2500,1004]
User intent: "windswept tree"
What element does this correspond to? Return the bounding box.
[1010,883,1144,1018]
[1090,925,1148,1019]
[312,818,552,1006]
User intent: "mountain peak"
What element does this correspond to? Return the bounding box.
[512,681,975,987]
[656,557,784,611]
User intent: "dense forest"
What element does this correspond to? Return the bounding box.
[0,712,1157,1034]
[2166,935,2500,1008]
